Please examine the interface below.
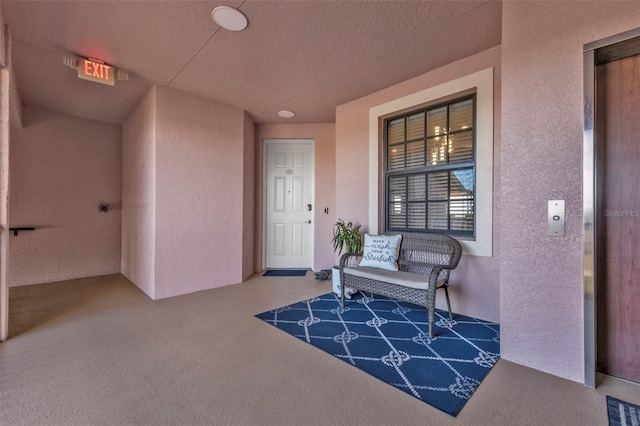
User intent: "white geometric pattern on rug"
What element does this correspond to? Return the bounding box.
[256,292,500,416]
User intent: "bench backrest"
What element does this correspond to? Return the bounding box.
[388,232,462,280]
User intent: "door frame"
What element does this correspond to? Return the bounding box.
[583,27,640,387]
[261,138,315,270]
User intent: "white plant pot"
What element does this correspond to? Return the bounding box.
[332,266,357,299]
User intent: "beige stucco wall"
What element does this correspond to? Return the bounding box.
[255,123,336,272]
[9,105,122,286]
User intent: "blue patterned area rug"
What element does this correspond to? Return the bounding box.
[607,396,640,426]
[255,292,500,416]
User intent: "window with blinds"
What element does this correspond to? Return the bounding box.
[384,95,475,236]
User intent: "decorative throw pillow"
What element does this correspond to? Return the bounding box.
[358,234,402,271]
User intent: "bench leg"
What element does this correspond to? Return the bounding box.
[443,286,453,321]
[427,291,436,338]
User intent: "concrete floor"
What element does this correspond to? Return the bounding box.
[1,273,638,425]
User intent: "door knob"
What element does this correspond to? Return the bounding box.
[305,220,312,224]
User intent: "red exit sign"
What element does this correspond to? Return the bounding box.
[77,58,115,86]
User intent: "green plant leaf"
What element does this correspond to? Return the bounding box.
[331,218,363,254]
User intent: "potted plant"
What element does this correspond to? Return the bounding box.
[331,219,363,298]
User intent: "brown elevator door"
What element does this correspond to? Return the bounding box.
[596,53,640,383]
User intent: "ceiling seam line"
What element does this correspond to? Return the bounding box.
[167,0,247,87]
[166,28,221,87]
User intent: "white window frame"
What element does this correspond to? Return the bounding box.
[369,67,493,257]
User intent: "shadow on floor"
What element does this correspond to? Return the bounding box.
[8,274,142,338]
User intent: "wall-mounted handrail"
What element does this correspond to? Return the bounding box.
[9,227,35,236]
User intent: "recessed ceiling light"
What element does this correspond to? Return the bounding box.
[212,6,248,31]
[278,110,296,118]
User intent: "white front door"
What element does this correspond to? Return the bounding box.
[264,140,314,269]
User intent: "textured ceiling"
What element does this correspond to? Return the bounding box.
[1,0,501,124]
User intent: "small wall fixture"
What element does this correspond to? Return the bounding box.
[212,6,248,31]
[9,227,35,236]
[99,203,109,213]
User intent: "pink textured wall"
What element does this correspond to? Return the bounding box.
[122,88,156,298]
[1,66,10,340]
[501,1,640,383]
[154,86,247,299]
[242,112,255,280]
[255,123,336,272]
[0,6,5,68]
[335,47,501,323]
[121,86,252,299]
[9,105,122,286]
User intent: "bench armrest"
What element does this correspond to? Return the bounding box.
[339,252,363,272]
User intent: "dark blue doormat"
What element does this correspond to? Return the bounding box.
[255,292,500,416]
[607,396,640,426]
[262,269,308,277]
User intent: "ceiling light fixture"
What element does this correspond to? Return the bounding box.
[212,6,248,31]
[278,110,296,118]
